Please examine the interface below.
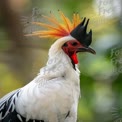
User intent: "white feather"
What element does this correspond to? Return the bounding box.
[3,35,81,122]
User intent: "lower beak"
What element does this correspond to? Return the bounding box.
[77,47,96,54]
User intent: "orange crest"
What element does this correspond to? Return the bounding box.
[29,11,82,39]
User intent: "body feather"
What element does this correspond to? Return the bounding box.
[0,36,80,122]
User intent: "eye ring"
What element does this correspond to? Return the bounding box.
[63,43,68,47]
[71,42,78,46]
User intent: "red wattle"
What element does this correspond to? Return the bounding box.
[71,53,78,64]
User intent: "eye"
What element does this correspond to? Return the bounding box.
[63,43,68,47]
[71,42,78,46]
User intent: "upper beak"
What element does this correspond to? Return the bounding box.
[77,46,96,54]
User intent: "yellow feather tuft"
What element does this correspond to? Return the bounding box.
[27,11,83,39]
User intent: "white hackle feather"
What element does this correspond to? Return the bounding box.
[0,35,81,122]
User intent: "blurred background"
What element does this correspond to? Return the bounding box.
[0,0,122,122]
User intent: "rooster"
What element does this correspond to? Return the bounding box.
[0,11,95,122]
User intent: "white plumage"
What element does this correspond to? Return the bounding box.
[0,36,80,122]
[0,13,95,121]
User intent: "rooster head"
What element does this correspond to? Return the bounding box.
[29,11,96,65]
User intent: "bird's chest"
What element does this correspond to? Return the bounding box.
[37,83,79,120]
[16,79,80,121]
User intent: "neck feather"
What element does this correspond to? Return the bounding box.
[48,35,75,57]
[39,49,80,81]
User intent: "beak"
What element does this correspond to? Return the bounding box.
[77,46,96,54]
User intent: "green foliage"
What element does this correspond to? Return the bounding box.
[0,0,122,122]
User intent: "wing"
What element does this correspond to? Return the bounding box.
[0,89,44,122]
[0,89,20,121]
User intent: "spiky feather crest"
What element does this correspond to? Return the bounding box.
[28,11,92,47]
[29,11,82,38]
